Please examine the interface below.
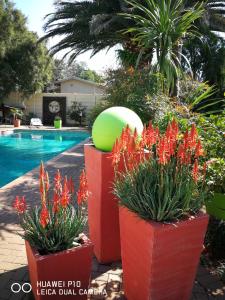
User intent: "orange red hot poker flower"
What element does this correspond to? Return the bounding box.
[13,196,27,214]
[13,163,88,229]
[77,170,89,205]
[111,120,205,183]
[39,205,50,228]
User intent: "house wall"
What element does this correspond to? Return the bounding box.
[61,79,104,94]
[5,92,104,124]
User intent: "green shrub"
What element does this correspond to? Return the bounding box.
[179,79,224,114]
[206,158,225,194]
[87,101,111,127]
[195,114,225,159]
[103,68,172,124]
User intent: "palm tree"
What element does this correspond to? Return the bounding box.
[121,0,204,94]
[42,0,133,61]
[42,0,224,65]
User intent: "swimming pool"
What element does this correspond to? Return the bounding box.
[0,130,89,187]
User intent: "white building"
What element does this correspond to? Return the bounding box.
[5,77,105,125]
[57,77,105,94]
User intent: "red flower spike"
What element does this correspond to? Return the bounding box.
[177,143,185,164]
[80,170,88,191]
[77,170,88,205]
[195,140,204,158]
[111,139,121,167]
[119,126,129,151]
[126,135,137,170]
[69,177,75,194]
[39,205,50,228]
[53,192,60,213]
[133,128,138,141]
[13,196,20,209]
[40,162,45,179]
[183,130,189,150]
[185,152,192,165]
[165,122,177,157]
[77,190,83,206]
[40,176,46,205]
[145,122,158,149]
[13,196,27,214]
[192,159,199,183]
[189,124,198,149]
[141,127,147,147]
[61,176,70,208]
[45,171,50,192]
[54,170,61,191]
[157,136,169,165]
[154,127,159,141]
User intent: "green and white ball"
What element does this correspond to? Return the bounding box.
[92,106,143,152]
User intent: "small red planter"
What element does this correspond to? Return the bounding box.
[25,235,93,300]
[84,144,121,263]
[119,206,209,300]
[14,119,21,127]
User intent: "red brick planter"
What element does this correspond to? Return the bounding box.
[84,144,121,263]
[119,206,209,300]
[25,235,93,300]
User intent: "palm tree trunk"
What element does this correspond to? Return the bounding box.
[171,41,183,97]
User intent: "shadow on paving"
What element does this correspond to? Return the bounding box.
[0,260,225,299]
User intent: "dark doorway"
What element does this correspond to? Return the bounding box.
[43,97,66,125]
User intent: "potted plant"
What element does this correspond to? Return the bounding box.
[113,121,209,300]
[68,101,86,126]
[205,158,225,220]
[54,115,62,129]
[13,163,93,300]
[11,108,23,127]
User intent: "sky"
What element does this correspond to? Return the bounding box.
[13,0,119,73]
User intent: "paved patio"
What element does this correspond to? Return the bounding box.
[0,139,224,300]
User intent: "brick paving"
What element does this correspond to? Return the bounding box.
[0,137,224,300]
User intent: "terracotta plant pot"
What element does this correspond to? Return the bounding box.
[14,119,21,127]
[206,193,225,220]
[84,144,121,263]
[119,206,209,300]
[25,235,93,300]
[54,119,62,129]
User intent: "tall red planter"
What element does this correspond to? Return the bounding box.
[25,235,93,300]
[119,206,209,300]
[84,144,121,263]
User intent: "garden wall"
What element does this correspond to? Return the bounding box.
[5,92,104,125]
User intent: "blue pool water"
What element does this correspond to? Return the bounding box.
[0,130,89,187]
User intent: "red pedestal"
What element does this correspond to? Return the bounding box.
[25,235,93,300]
[84,144,121,263]
[119,206,209,300]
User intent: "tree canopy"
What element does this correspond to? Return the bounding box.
[0,0,53,99]
[42,0,225,63]
[52,60,103,83]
